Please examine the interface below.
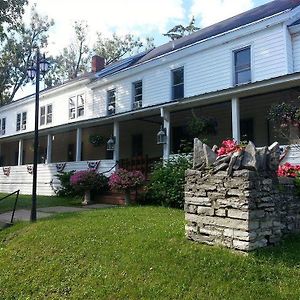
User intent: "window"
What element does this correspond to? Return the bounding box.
[107,89,116,115]
[133,81,142,109]
[69,96,76,119]
[47,104,53,124]
[0,117,6,135]
[69,94,84,119]
[16,112,26,131]
[234,47,251,85]
[40,104,53,125]
[172,67,184,100]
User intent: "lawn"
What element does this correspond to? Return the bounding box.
[0,193,81,213]
[0,206,300,299]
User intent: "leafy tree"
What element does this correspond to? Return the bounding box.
[164,16,200,40]
[0,0,28,38]
[94,33,154,65]
[0,6,54,104]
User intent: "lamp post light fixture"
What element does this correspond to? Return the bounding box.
[157,126,167,145]
[27,50,50,222]
[107,136,116,151]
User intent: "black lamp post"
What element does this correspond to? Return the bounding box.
[27,50,50,222]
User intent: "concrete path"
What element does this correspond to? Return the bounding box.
[0,204,116,224]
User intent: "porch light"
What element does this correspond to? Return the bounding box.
[157,126,167,144]
[39,54,50,75]
[27,63,36,80]
[107,136,115,151]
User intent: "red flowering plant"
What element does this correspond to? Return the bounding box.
[217,139,242,157]
[277,162,300,178]
[70,169,108,195]
[109,168,145,191]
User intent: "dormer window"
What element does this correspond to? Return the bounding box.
[234,47,251,85]
[107,89,116,115]
[69,94,85,119]
[132,81,142,110]
[16,112,27,131]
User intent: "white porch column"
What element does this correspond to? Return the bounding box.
[76,128,82,162]
[231,97,240,143]
[18,139,23,166]
[46,134,52,164]
[161,108,171,160]
[113,121,120,162]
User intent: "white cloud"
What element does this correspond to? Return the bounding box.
[25,0,185,55]
[190,0,254,28]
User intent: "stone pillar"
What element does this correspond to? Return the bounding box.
[46,134,52,164]
[231,97,240,143]
[161,108,170,160]
[18,139,23,166]
[76,128,82,162]
[113,121,120,162]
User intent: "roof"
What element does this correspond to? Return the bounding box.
[135,0,300,64]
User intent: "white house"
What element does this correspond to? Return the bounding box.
[1,0,300,195]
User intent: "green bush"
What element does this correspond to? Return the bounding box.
[147,155,192,209]
[55,171,76,197]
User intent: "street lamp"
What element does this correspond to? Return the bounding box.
[27,50,50,222]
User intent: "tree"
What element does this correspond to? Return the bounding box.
[0,0,28,38]
[93,33,154,65]
[163,17,200,41]
[0,6,54,104]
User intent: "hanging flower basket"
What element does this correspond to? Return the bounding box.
[89,134,105,147]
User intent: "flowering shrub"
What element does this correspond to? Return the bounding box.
[277,162,300,178]
[109,168,145,191]
[70,170,108,194]
[217,139,241,156]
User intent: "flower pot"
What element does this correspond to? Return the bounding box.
[82,190,91,205]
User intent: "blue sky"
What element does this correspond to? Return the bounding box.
[25,0,273,55]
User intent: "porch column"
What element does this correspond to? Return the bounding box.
[113,121,120,162]
[46,134,52,164]
[18,139,23,166]
[161,108,171,160]
[76,128,82,162]
[231,97,240,143]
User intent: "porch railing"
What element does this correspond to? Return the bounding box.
[0,190,20,225]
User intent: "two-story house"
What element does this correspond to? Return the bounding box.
[1,0,300,195]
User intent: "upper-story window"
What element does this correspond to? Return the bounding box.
[40,104,53,126]
[132,80,143,110]
[172,67,184,100]
[16,112,27,131]
[107,89,116,115]
[234,47,251,85]
[0,117,6,135]
[69,94,85,119]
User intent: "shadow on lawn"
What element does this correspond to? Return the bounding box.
[252,234,300,267]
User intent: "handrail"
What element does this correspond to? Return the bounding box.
[0,190,20,225]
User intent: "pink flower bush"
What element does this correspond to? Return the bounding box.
[217,139,241,157]
[109,168,145,191]
[277,162,300,178]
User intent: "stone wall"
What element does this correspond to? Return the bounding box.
[185,169,300,251]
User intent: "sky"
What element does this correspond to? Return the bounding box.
[24,0,272,56]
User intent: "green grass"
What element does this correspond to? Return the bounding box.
[0,206,300,299]
[0,193,81,213]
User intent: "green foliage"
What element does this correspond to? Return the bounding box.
[147,155,192,208]
[89,134,105,147]
[163,16,200,40]
[55,171,76,197]
[1,207,300,299]
[294,177,300,195]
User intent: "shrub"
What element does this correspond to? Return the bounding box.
[217,139,241,156]
[109,169,145,192]
[277,162,300,178]
[70,170,108,195]
[147,155,192,209]
[55,171,76,197]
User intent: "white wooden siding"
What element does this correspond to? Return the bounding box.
[0,160,115,196]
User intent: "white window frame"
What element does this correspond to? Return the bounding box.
[233,46,252,86]
[16,112,27,131]
[40,104,53,126]
[46,104,53,124]
[69,94,85,119]
[171,67,184,100]
[132,80,143,110]
[0,117,6,135]
[107,89,116,115]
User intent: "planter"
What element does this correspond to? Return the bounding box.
[82,190,91,205]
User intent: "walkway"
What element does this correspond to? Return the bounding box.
[0,204,116,225]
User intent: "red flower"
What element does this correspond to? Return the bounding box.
[217,139,240,157]
[277,162,300,178]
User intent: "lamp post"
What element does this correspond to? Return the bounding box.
[27,50,50,222]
